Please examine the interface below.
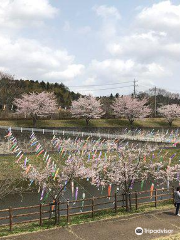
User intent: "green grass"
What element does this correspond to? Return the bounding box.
[1,118,180,128]
[155,233,180,240]
[1,146,180,182]
[0,201,174,237]
[0,145,180,183]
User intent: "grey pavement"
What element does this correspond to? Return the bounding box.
[2,209,180,240]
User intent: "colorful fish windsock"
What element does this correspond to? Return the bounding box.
[53,168,59,181]
[16,153,23,163]
[63,180,67,191]
[141,180,144,190]
[24,157,28,167]
[169,158,171,166]
[108,184,112,197]
[37,149,44,157]
[40,188,45,201]
[26,164,31,174]
[167,179,170,189]
[150,183,154,198]
[75,187,79,201]
[51,199,56,212]
[81,193,86,208]
[71,181,74,197]
[177,172,180,181]
[130,179,134,190]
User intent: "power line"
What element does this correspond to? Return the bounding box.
[138,84,180,94]
[133,79,138,97]
[68,80,134,88]
[75,84,134,92]
[154,86,157,117]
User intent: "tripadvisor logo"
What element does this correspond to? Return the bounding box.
[135,227,143,235]
[135,227,173,235]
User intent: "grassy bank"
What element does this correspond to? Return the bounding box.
[1,146,180,181]
[156,234,180,240]
[0,118,180,128]
[0,201,174,237]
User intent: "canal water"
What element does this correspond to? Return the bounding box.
[0,128,176,226]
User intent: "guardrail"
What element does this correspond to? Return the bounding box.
[0,187,174,231]
[0,126,177,144]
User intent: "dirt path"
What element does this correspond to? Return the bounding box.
[2,209,180,240]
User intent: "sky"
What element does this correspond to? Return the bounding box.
[0,0,180,96]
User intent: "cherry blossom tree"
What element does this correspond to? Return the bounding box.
[71,95,105,125]
[147,162,180,188]
[90,145,180,210]
[13,92,58,127]
[158,104,180,126]
[0,157,31,201]
[111,95,151,125]
[90,145,154,192]
[23,154,90,202]
[5,129,180,213]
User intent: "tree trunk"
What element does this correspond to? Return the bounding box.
[86,118,90,126]
[168,121,172,127]
[129,119,134,130]
[123,163,130,211]
[129,119,134,126]
[124,182,130,212]
[32,114,37,127]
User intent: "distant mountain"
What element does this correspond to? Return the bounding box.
[0,72,81,109]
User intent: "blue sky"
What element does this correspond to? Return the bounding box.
[0,0,180,96]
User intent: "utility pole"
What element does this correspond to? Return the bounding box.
[133,79,138,98]
[134,79,136,96]
[154,86,157,117]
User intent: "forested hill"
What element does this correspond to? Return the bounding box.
[0,73,81,109]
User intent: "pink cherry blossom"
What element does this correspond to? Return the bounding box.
[158,104,180,126]
[13,92,58,126]
[71,95,104,125]
[111,95,151,125]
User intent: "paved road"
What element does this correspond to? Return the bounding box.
[2,209,180,240]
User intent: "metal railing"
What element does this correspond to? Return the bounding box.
[0,126,177,144]
[0,187,174,231]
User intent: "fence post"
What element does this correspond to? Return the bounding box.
[122,193,125,209]
[155,189,157,208]
[49,203,52,219]
[135,191,138,210]
[57,202,60,224]
[54,201,57,225]
[129,192,132,210]
[114,192,117,213]
[172,186,175,204]
[9,207,12,231]
[125,193,129,211]
[67,200,69,224]
[39,204,42,226]
[92,197,94,218]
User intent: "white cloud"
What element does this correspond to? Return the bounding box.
[137,1,180,32]
[107,31,180,63]
[74,58,168,96]
[93,5,121,41]
[0,35,84,82]
[93,5,121,20]
[0,0,58,29]
[89,1,180,95]
[0,1,180,96]
[89,59,167,80]
[43,64,84,81]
